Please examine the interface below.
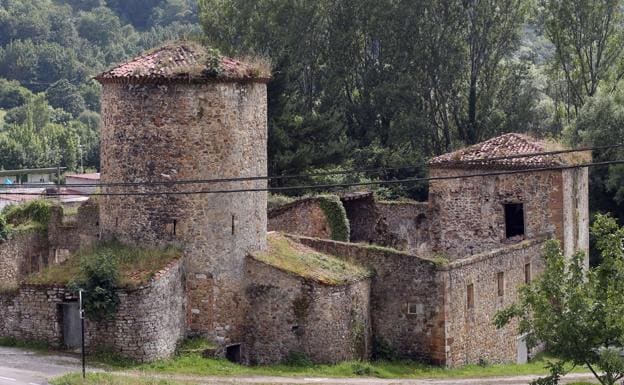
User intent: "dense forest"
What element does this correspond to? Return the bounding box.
[0,0,622,220]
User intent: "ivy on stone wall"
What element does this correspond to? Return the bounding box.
[0,214,8,241]
[317,195,350,242]
[1,200,52,231]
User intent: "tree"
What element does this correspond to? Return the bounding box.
[495,214,624,385]
[541,0,624,118]
[46,79,85,117]
[571,86,624,224]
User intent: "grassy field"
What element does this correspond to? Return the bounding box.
[84,339,589,380]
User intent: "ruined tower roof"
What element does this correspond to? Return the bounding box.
[429,133,588,169]
[95,42,271,84]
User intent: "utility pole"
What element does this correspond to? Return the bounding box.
[79,289,86,379]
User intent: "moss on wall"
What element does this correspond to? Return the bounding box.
[317,195,350,242]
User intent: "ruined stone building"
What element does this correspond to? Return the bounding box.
[0,43,590,367]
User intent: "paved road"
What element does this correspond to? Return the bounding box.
[0,347,87,385]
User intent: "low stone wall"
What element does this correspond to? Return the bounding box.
[292,236,446,363]
[0,230,49,288]
[244,257,371,364]
[268,198,333,240]
[0,259,185,362]
[440,236,548,367]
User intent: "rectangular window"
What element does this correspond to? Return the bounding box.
[467,284,474,309]
[497,272,505,297]
[525,263,531,284]
[407,303,421,315]
[504,203,525,238]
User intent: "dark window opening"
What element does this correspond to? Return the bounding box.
[226,344,241,363]
[525,263,531,284]
[497,272,505,297]
[231,215,235,235]
[173,220,177,235]
[115,217,119,227]
[504,203,525,238]
[467,284,474,309]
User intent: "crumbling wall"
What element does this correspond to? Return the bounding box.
[0,260,185,362]
[292,236,446,364]
[47,200,100,263]
[440,237,547,367]
[0,231,49,289]
[244,257,371,364]
[376,202,430,253]
[268,198,333,240]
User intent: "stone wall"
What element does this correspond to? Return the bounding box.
[47,200,100,262]
[562,167,590,262]
[99,81,268,344]
[268,198,332,240]
[440,236,547,367]
[429,167,563,259]
[0,260,185,362]
[341,194,378,243]
[341,195,430,254]
[376,202,430,253]
[244,257,371,364]
[0,230,49,289]
[292,236,446,363]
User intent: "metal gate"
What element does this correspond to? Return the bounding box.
[62,302,81,349]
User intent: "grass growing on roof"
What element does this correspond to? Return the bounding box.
[252,233,371,285]
[25,241,181,288]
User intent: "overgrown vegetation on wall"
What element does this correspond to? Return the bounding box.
[317,195,350,242]
[69,253,120,321]
[0,200,52,234]
[27,241,181,289]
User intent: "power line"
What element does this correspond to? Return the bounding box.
[3,143,622,189]
[1,159,622,197]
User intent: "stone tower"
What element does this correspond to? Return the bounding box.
[95,42,270,345]
[428,133,590,263]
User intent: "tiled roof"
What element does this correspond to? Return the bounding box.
[95,42,271,84]
[429,133,571,169]
[65,173,100,181]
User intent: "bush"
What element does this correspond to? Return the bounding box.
[281,351,313,367]
[2,199,52,227]
[0,214,8,241]
[70,252,120,321]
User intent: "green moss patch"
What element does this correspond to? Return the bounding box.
[252,233,371,285]
[317,195,350,242]
[25,241,181,289]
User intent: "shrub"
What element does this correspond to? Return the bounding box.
[0,214,8,241]
[70,252,120,321]
[2,199,52,227]
[281,351,312,367]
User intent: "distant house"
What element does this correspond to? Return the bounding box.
[64,173,100,195]
[0,168,65,186]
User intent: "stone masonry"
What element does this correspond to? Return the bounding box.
[0,259,184,362]
[244,257,371,364]
[96,43,269,347]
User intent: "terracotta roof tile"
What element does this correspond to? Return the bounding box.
[95,42,270,84]
[429,133,569,169]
